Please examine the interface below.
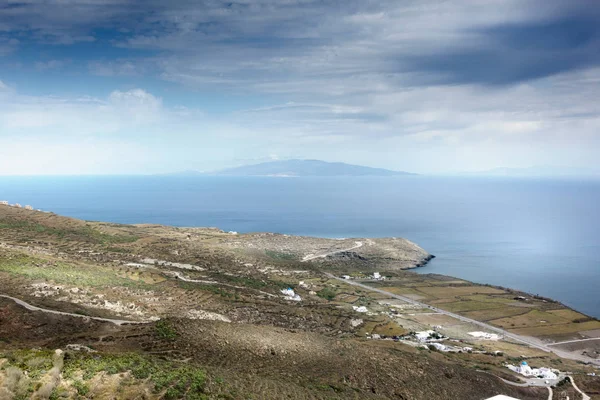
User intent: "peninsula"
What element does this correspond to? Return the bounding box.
[0,204,598,400]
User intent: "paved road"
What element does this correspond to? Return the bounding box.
[0,294,154,325]
[302,241,363,262]
[323,273,600,366]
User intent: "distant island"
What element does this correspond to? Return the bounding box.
[172,159,416,177]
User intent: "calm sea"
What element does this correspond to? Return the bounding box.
[1,175,598,318]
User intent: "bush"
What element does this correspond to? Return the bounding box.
[155,320,178,341]
[317,287,337,301]
[72,380,89,396]
[61,352,207,399]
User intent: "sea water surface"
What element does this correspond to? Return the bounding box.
[0,175,598,317]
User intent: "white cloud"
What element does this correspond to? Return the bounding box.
[88,60,139,76]
[0,1,599,173]
[0,87,164,135]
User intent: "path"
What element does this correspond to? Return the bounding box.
[323,273,600,366]
[570,376,591,400]
[301,241,363,262]
[547,337,600,346]
[168,271,277,297]
[0,294,154,326]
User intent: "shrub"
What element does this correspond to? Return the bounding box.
[317,287,337,301]
[155,320,178,341]
[72,380,89,396]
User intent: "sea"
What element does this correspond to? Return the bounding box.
[0,175,598,318]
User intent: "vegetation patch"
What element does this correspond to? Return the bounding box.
[316,286,338,301]
[0,253,147,288]
[509,320,600,337]
[265,250,296,260]
[61,352,207,399]
[0,219,139,245]
[441,300,505,313]
[490,310,570,328]
[155,320,178,341]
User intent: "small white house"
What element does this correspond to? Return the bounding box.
[0,201,8,206]
[372,272,381,279]
[341,275,351,280]
[281,288,301,302]
[14,203,22,208]
[24,205,33,210]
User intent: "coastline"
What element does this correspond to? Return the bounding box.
[411,253,598,321]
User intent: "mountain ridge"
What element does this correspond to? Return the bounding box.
[172,159,416,177]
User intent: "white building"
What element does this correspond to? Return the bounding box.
[372,272,381,279]
[506,362,558,380]
[281,288,301,301]
[0,201,8,206]
[14,203,22,208]
[24,205,33,210]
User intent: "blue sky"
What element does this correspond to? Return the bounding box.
[0,0,599,175]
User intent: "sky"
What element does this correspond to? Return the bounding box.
[0,0,599,175]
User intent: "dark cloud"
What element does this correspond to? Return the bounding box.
[401,14,600,86]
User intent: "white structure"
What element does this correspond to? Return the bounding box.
[373,272,381,279]
[414,330,439,342]
[281,288,301,301]
[0,201,8,206]
[24,205,33,210]
[341,275,351,280]
[485,396,521,400]
[352,306,368,313]
[506,362,558,380]
[428,342,448,351]
[468,331,501,341]
[14,203,22,208]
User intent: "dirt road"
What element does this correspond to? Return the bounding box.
[0,294,154,325]
[301,241,363,262]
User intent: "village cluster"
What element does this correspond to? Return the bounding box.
[0,200,42,212]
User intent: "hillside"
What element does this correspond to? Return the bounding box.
[205,159,416,177]
[0,205,597,399]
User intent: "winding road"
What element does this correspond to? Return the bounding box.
[0,294,154,325]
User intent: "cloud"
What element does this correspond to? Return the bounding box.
[0,86,164,135]
[3,1,599,90]
[0,36,19,55]
[402,14,600,86]
[34,60,66,70]
[0,1,599,173]
[88,60,139,76]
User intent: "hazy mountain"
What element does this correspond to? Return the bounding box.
[205,159,416,177]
